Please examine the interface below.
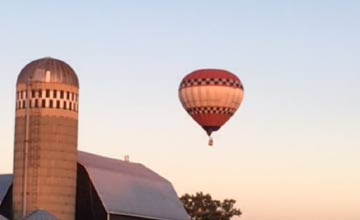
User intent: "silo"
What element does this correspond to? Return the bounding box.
[13,57,79,220]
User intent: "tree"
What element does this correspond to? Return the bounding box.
[180,192,242,220]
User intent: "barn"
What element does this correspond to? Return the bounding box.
[0,151,189,220]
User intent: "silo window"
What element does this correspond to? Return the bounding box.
[71,93,74,101]
[60,91,64,99]
[42,100,46,108]
[57,100,60,109]
[38,90,42,98]
[32,90,36,98]
[45,70,51,82]
[49,100,53,108]
[69,102,72,110]
[35,99,39,108]
[46,90,50,98]
[63,101,67,110]
[67,92,70,100]
[54,90,57,98]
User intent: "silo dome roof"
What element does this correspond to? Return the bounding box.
[17,57,79,87]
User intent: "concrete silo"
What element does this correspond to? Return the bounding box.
[13,57,79,220]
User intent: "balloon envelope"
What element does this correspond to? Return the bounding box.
[178,69,244,137]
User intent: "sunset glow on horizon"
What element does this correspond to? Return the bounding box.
[1,1,359,220]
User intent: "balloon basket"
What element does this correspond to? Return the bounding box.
[208,137,213,146]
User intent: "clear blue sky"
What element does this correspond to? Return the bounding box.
[1,1,359,220]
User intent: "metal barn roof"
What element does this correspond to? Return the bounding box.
[0,175,12,205]
[0,214,9,220]
[23,210,58,220]
[78,151,189,220]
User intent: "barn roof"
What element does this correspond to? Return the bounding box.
[0,174,12,205]
[78,151,189,220]
[23,210,58,220]
[0,214,9,220]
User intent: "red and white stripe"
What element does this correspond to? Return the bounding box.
[179,69,244,135]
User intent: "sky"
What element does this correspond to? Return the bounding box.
[0,1,360,220]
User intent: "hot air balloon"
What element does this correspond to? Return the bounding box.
[178,69,244,146]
